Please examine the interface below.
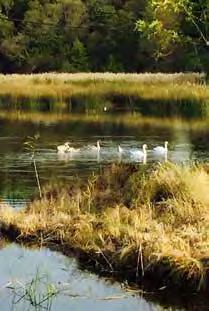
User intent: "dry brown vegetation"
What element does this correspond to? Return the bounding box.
[0,72,205,83]
[1,162,209,293]
[0,73,207,103]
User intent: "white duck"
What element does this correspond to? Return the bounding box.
[57,142,70,153]
[118,144,123,154]
[68,146,80,153]
[89,140,101,152]
[131,144,147,158]
[153,141,168,155]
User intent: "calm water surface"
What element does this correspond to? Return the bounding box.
[0,111,209,206]
[0,243,157,310]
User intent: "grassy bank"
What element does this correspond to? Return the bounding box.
[1,162,209,293]
[0,73,208,106]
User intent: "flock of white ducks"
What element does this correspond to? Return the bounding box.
[57,141,101,153]
[57,141,168,161]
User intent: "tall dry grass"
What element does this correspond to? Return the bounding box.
[0,72,205,83]
[1,163,209,292]
[0,73,207,103]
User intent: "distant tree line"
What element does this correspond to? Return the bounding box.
[0,0,209,73]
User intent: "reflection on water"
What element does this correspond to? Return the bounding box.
[0,243,155,310]
[1,91,209,118]
[1,111,209,207]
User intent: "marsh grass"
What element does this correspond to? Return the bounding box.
[0,73,208,114]
[0,72,205,83]
[1,163,209,293]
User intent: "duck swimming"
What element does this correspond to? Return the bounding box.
[57,142,70,153]
[153,141,168,155]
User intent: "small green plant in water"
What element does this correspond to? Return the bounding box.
[24,134,42,199]
[9,271,58,310]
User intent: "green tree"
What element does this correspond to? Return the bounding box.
[0,0,208,73]
[136,0,209,71]
[136,0,191,59]
[62,38,89,72]
[105,54,123,72]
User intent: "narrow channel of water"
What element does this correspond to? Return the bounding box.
[0,243,158,311]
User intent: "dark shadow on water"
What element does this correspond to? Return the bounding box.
[0,94,209,118]
[106,95,209,119]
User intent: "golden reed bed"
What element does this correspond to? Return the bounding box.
[1,163,209,293]
[0,72,207,103]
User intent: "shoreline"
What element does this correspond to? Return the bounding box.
[1,163,209,295]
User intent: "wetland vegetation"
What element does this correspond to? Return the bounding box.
[0,73,206,100]
[1,162,209,295]
[0,72,209,118]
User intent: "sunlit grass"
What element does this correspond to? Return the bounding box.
[1,163,209,292]
[0,73,207,104]
[0,72,205,84]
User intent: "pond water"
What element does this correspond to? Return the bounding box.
[0,110,209,207]
[0,242,157,310]
[0,242,207,311]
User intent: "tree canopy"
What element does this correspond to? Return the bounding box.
[0,0,208,73]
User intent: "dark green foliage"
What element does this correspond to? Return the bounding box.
[0,0,208,73]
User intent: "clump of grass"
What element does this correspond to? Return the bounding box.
[128,162,209,225]
[8,270,58,310]
[1,163,209,293]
